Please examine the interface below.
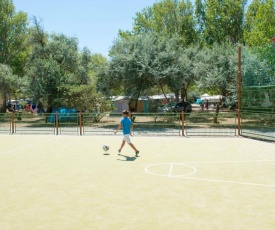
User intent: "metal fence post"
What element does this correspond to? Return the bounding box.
[79,112,82,136]
[238,45,242,136]
[182,111,185,136]
[11,112,15,134]
[55,112,59,135]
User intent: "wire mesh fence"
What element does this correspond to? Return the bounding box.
[0,113,11,134]
[185,112,237,136]
[14,113,55,135]
[82,113,182,136]
[58,113,79,135]
[241,45,275,141]
[241,112,275,141]
[82,113,120,135]
[0,111,241,137]
[130,112,182,136]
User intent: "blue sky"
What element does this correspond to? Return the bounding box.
[13,0,252,57]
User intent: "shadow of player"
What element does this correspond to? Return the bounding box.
[117,154,136,161]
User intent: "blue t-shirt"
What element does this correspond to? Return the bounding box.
[121,117,132,135]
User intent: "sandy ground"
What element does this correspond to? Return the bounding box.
[0,135,275,230]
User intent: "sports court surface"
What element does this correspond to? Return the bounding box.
[0,135,275,230]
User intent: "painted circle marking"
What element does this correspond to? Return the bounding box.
[144,163,197,178]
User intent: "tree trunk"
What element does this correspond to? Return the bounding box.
[214,102,221,123]
[159,83,169,103]
[175,90,180,102]
[0,90,7,113]
[134,90,141,112]
[180,87,187,102]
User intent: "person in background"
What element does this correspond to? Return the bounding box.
[205,100,209,110]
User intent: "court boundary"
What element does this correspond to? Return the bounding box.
[144,160,275,188]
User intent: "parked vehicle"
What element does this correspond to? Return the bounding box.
[172,102,192,113]
[157,102,175,113]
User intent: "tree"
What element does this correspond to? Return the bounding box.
[141,35,178,100]
[0,0,29,76]
[244,0,275,47]
[89,53,108,85]
[0,64,26,112]
[133,0,198,45]
[98,34,164,110]
[195,0,206,34]
[196,0,247,45]
[64,84,114,122]
[195,42,238,121]
[26,18,114,114]
[242,47,274,86]
[26,19,92,111]
[176,45,200,101]
[149,35,200,101]
[111,35,156,110]
[97,33,200,108]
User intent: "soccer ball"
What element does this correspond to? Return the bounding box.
[102,144,109,151]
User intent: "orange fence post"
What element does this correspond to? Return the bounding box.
[182,111,185,136]
[11,112,15,134]
[238,45,242,136]
[55,112,59,135]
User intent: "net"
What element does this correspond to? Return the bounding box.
[241,44,275,141]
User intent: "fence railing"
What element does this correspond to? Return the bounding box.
[14,112,56,135]
[0,111,242,138]
[129,112,182,136]
[0,113,11,134]
[185,112,237,136]
[241,112,275,141]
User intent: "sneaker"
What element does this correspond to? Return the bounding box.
[118,149,121,154]
[135,151,139,157]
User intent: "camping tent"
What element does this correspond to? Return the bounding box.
[112,96,130,113]
[200,94,222,103]
[48,107,77,123]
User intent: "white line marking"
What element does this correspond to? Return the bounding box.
[0,138,55,156]
[144,163,197,178]
[179,160,275,164]
[181,176,275,188]
[168,163,174,177]
[144,162,275,187]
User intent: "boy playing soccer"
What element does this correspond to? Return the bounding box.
[114,110,139,157]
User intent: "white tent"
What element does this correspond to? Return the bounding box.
[150,93,175,100]
[201,93,210,97]
[112,96,130,113]
[201,94,222,103]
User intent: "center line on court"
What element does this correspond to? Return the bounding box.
[168,163,174,177]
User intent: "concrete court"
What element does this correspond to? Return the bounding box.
[0,135,274,230]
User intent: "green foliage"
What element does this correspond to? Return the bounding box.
[133,0,198,45]
[89,53,108,85]
[106,34,156,98]
[26,21,110,113]
[62,85,114,113]
[242,46,275,112]
[0,64,13,112]
[197,0,247,45]
[195,0,206,34]
[242,46,274,87]
[0,64,27,112]
[0,0,29,76]
[244,0,275,47]
[97,33,200,105]
[194,42,238,107]
[2,0,275,117]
